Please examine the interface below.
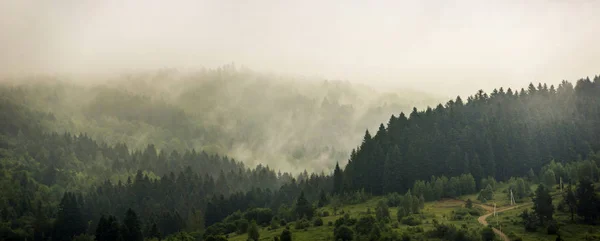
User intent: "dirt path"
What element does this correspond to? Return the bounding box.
[476,203,533,241]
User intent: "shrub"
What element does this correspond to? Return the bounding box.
[313,217,323,227]
[334,225,354,241]
[355,216,376,235]
[280,228,292,241]
[547,221,559,235]
[328,221,333,226]
[294,218,310,230]
[321,211,330,217]
[270,217,280,230]
[386,192,402,206]
[235,219,249,234]
[244,208,274,226]
[401,215,422,226]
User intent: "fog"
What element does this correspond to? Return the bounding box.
[2,0,599,96]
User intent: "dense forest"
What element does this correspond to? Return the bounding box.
[1,73,600,241]
[339,76,600,195]
[1,66,441,172]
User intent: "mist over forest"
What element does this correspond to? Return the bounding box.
[2,1,600,241]
[1,66,442,172]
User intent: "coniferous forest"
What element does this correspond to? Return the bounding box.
[1,74,600,241]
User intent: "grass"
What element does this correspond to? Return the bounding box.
[227,183,599,241]
[227,197,485,241]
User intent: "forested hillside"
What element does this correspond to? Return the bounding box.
[338,76,600,195]
[2,74,600,241]
[0,94,330,240]
[1,66,441,172]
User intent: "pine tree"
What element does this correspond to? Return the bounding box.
[248,220,260,241]
[318,190,328,208]
[53,192,87,241]
[122,208,143,241]
[533,185,554,225]
[333,162,343,194]
[564,186,577,222]
[576,179,599,224]
[295,191,313,219]
[148,222,162,240]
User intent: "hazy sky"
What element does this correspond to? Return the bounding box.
[1,0,599,95]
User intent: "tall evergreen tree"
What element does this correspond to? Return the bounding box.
[576,179,599,224]
[122,209,143,241]
[533,185,554,225]
[53,192,87,241]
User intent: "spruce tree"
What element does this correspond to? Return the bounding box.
[576,179,599,224]
[122,208,143,241]
[533,185,554,225]
[53,192,87,241]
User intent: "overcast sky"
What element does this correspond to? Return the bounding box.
[1,0,598,95]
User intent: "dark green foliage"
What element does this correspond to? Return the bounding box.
[247,221,259,241]
[318,190,328,208]
[122,208,143,241]
[294,191,314,220]
[451,208,482,220]
[477,185,494,202]
[343,79,600,196]
[564,185,577,222]
[429,220,480,241]
[369,225,381,241]
[280,228,292,241]
[244,208,274,226]
[396,207,406,222]
[96,215,121,241]
[333,162,344,194]
[547,220,559,234]
[52,192,86,241]
[313,217,323,227]
[533,185,554,225]
[520,209,539,232]
[576,179,600,224]
[386,192,402,206]
[400,215,422,226]
[465,199,473,209]
[355,216,376,235]
[149,223,162,240]
[205,235,228,241]
[294,218,310,230]
[235,219,249,234]
[481,227,495,241]
[375,200,390,221]
[334,225,354,241]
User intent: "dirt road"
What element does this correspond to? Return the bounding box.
[476,203,533,241]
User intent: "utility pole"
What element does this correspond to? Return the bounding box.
[509,189,515,206]
[560,177,563,192]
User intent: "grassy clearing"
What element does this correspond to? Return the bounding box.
[227,197,486,241]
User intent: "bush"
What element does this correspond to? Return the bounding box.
[270,217,280,230]
[321,211,330,217]
[313,217,323,227]
[205,235,228,241]
[235,219,249,234]
[401,215,422,226]
[294,218,310,230]
[244,208,274,226]
[280,228,292,241]
[547,221,559,235]
[481,227,495,241]
[328,221,333,226]
[386,192,402,206]
[248,221,260,241]
[334,225,354,241]
[355,216,376,235]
